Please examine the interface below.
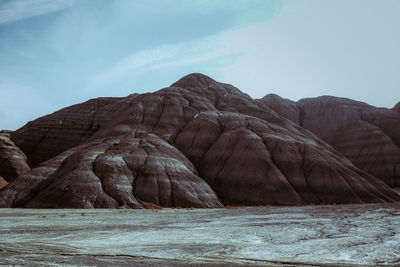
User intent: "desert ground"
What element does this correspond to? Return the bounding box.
[1,204,399,266]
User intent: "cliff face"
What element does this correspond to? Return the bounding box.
[261,95,400,187]
[1,74,399,208]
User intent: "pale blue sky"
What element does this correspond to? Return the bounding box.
[1,0,399,130]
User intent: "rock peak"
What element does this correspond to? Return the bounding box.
[297,95,372,108]
[261,93,289,101]
[171,73,217,89]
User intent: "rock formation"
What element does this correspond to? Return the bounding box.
[0,130,12,138]
[0,176,7,190]
[1,74,399,208]
[259,94,301,124]
[261,95,400,187]
[1,131,222,208]
[393,102,400,112]
[10,97,123,167]
[0,131,30,182]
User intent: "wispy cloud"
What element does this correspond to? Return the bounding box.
[89,36,242,89]
[0,0,75,24]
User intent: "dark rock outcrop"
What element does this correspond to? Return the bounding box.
[1,130,222,208]
[11,97,123,167]
[260,94,301,124]
[0,131,30,182]
[174,110,398,205]
[393,102,400,112]
[1,73,399,208]
[261,95,400,187]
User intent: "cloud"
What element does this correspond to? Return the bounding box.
[0,0,75,24]
[88,35,242,90]
[0,0,283,129]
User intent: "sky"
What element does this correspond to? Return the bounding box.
[1,0,400,130]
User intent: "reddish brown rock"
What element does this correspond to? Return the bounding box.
[259,94,301,124]
[1,130,222,208]
[174,111,398,205]
[0,176,7,189]
[393,102,400,112]
[10,97,124,167]
[1,73,399,208]
[297,97,400,188]
[0,131,30,182]
[261,95,400,187]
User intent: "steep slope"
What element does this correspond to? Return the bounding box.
[1,74,399,208]
[0,131,30,182]
[393,102,400,112]
[10,97,123,167]
[261,95,400,187]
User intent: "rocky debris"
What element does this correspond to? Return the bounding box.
[0,176,7,189]
[1,73,400,208]
[261,95,400,187]
[0,132,30,182]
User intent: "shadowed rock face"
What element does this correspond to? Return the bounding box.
[261,95,400,187]
[0,131,30,182]
[1,73,399,208]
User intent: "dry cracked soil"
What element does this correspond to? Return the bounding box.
[1,204,400,266]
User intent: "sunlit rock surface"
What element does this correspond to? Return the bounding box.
[261,95,400,187]
[0,131,30,182]
[0,204,399,266]
[0,176,7,189]
[1,74,400,207]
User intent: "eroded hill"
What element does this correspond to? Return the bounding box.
[261,94,400,187]
[1,74,399,208]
